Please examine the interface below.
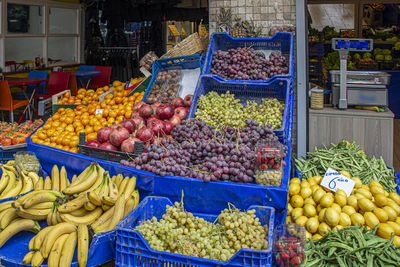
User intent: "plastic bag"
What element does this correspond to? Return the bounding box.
[140,51,159,71]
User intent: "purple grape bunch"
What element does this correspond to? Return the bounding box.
[210,48,289,80]
[121,119,287,184]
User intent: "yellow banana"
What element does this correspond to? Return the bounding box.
[0,218,40,248]
[108,181,119,200]
[58,193,87,213]
[59,231,77,267]
[63,164,98,195]
[22,251,35,265]
[34,176,44,191]
[5,160,15,166]
[70,208,91,217]
[31,251,44,267]
[102,203,112,211]
[124,195,136,218]
[41,222,77,258]
[114,174,123,189]
[0,208,18,230]
[78,224,89,267]
[30,201,54,210]
[103,193,126,232]
[44,176,52,190]
[123,176,137,198]
[33,226,54,250]
[111,175,116,184]
[0,168,10,193]
[71,174,78,184]
[87,191,102,207]
[59,166,68,191]
[60,207,102,225]
[84,201,97,211]
[47,209,55,226]
[102,196,116,206]
[118,177,129,195]
[98,174,110,202]
[1,201,15,211]
[132,190,140,208]
[51,165,60,192]
[84,164,105,193]
[22,190,62,209]
[0,175,22,199]
[56,211,63,224]
[16,207,52,220]
[20,171,34,195]
[91,206,115,228]
[27,172,40,185]
[0,170,16,197]
[47,234,69,267]
[2,165,17,176]
[28,234,36,251]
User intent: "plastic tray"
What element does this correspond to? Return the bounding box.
[0,143,27,151]
[187,75,292,140]
[202,32,294,83]
[116,196,275,267]
[143,53,204,104]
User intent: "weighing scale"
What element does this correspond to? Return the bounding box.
[330,38,391,109]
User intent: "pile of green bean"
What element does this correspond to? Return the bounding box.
[295,141,397,192]
[305,226,400,267]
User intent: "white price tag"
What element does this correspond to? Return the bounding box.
[95,109,104,115]
[320,168,355,197]
[140,67,152,77]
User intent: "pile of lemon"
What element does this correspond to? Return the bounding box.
[287,171,400,246]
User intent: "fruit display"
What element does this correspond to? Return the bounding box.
[0,161,42,199]
[374,48,393,61]
[88,97,192,152]
[210,48,289,80]
[139,51,158,71]
[273,224,305,267]
[255,141,284,186]
[146,69,182,103]
[287,170,400,243]
[135,200,269,261]
[306,226,400,266]
[0,119,43,147]
[295,140,397,192]
[122,119,287,184]
[0,162,139,267]
[195,91,284,130]
[31,83,145,153]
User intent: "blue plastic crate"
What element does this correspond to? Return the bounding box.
[116,196,275,267]
[0,147,26,163]
[143,53,205,104]
[203,32,294,83]
[187,75,292,140]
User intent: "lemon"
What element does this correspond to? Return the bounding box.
[295,215,308,227]
[320,193,334,208]
[318,222,331,236]
[291,208,304,221]
[301,180,310,188]
[342,205,356,216]
[350,213,365,226]
[393,236,400,246]
[383,206,397,221]
[386,200,400,216]
[289,183,300,196]
[339,213,351,227]
[351,177,362,189]
[339,170,351,178]
[358,198,375,212]
[304,197,316,206]
[313,188,325,203]
[347,195,358,210]
[331,203,342,214]
[374,207,389,223]
[286,216,292,224]
[356,188,372,199]
[304,204,317,217]
[305,231,312,240]
[314,176,322,184]
[333,225,344,231]
[377,223,395,240]
[290,177,301,184]
[335,193,347,207]
[290,195,304,208]
[306,217,319,234]
[361,184,370,191]
[370,186,385,196]
[318,208,327,223]
[374,193,387,207]
[387,221,400,236]
[389,192,400,206]
[300,187,312,199]
[324,207,340,227]
[369,180,383,188]
[364,212,379,228]
[307,177,317,186]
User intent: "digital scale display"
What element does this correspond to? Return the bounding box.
[332,38,373,52]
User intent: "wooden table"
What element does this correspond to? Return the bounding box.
[6,77,48,122]
[309,107,394,166]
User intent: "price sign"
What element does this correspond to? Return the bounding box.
[95,109,104,115]
[320,168,355,197]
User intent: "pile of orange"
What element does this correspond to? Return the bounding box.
[31,80,145,153]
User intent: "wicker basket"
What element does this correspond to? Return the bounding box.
[161,32,204,59]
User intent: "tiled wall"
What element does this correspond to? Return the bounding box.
[209,0,296,36]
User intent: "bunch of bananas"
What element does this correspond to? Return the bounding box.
[0,162,139,267]
[0,161,42,199]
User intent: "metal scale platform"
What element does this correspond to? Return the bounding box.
[330,38,390,109]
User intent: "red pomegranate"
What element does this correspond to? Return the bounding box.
[136,127,153,142]
[171,97,185,109]
[97,126,113,144]
[99,141,118,151]
[121,137,140,153]
[156,103,174,120]
[174,107,188,120]
[169,115,181,126]
[109,126,130,147]
[184,94,193,107]
[138,104,154,119]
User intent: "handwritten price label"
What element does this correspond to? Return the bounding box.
[95,109,104,115]
[320,168,355,197]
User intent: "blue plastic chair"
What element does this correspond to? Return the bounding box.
[12,71,48,99]
[79,65,95,71]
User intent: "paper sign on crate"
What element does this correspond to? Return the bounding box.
[320,168,355,197]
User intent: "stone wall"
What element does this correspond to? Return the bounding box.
[209,0,296,36]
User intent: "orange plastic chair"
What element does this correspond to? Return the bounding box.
[0,81,30,123]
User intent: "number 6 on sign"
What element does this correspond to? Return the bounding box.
[320,168,355,197]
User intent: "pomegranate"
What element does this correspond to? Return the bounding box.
[139,104,154,119]
[163,121,175,135]
[130,110,140,118]
[171,97,185,109]
[151,101,163,110]
[132,101,145,111]
[174,107,188,120]
[121,137,140,153]
[185,107,190,114]
[184,94,193,107]
[156,103,174,120]
[86,139,100,148]
[109,126,130,147]
[136,127,153,142]
[150,120,166,136]
[99,141,118,151]
[132,116,145,129]
[97,126,113,144]
[147,116,158,127]
[120,119,136,134]
[169,115,181,126]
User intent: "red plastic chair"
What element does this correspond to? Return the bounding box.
[90,66,112,89]
[34,72,70,100]
[0,81,30,123]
